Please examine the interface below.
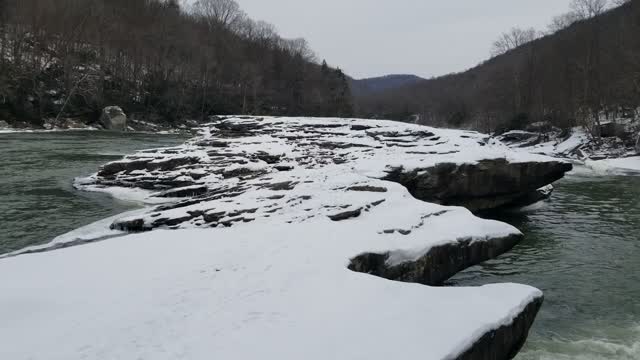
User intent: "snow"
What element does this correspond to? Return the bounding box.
[0,210,145,259]
[73,177,173,205]
[59,115,566,240]
[584,156,640,176]
[554,128,590,154]
[0,220,540,360]
[502,125,640,178]
[0,116,549,359]
[507,127,590,157]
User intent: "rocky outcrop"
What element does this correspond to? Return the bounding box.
[99,106,127,131]
[349,233,523,286]
[67,116,563,360]
[456,296,543,360]
[80,116,571,223]
[500,123,640,161]
[384,159,572,212]
[347,232,542,360]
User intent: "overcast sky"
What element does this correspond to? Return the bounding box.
[227,0,574,79]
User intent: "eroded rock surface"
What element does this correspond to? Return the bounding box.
[77,116,571,232]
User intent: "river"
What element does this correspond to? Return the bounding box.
[0,131,185,254]
[0,132,638,359]
[450,173,640,359]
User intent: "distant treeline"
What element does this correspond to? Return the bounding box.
[0,0,353,126]
[356,0,639,134]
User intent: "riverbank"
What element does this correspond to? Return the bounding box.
[0,115,195,134]
[498,125,640,176]
[0,116,574,359]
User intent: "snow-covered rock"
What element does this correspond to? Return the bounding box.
[499,125,640,176]
[584,156,640,175]
[501,124,639,161]
[77,116,570,222]
[0,221,542,360]
[1,116,572,359]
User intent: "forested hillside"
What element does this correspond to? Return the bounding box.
[349,75,424,98]
[355,0,639,134]
[0,0,352,127]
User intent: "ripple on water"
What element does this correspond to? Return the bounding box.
[519,324,640,360]
[450,173,640,359]
[0,131,185,253]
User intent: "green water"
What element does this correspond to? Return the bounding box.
[0,131,185,253]
[450,174,640,359]
[1,132,639,359]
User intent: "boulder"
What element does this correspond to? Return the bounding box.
[598,121,627,138]
[0,120,9,129]
[636,132,640,154]
[99,106,127,131]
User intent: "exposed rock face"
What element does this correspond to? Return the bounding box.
[349,233,523,286]
[457,297,544,360]
[99,106,127,131]
[384,159,572,212]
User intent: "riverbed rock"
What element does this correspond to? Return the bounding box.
[99,106,127,131]
[78,116,572,231]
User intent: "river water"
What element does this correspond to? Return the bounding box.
[0,131,185,254]
[1,132,638,359]
[450,173,640,359]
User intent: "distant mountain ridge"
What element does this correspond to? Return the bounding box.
[349,74,424,97]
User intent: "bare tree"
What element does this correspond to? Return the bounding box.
[491,27,538,56]
[280,38,317,62]
[570,0,609,19]
[548,11,582,33]
[193,0,243,29]
[611,0,631,5]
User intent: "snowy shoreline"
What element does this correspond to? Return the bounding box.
[0,116,574,359]
[499,126,640,176]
